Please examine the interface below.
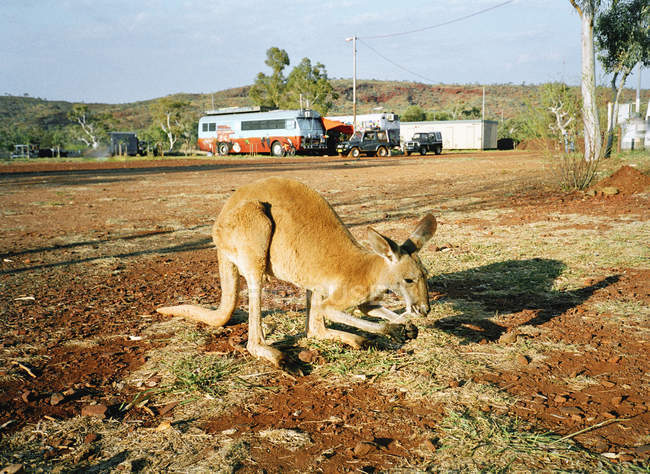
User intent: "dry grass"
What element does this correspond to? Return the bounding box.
[2,152,648,472]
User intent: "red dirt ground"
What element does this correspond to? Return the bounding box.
[1,155,648,470]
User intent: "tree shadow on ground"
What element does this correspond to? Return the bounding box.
[428,258,620,344]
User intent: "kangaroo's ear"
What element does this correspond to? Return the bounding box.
[367,227,401,263]
[402,214,437,254]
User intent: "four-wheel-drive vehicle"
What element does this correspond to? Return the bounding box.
[403,131,443,155]
[337,129,399,158]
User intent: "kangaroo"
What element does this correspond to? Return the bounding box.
[157,177,437,367]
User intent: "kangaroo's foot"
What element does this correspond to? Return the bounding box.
[385,322,419,342]
[309,328,367,349]
[247,341,284,368]
[156,304,230,327]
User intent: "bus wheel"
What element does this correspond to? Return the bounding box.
[376,146,388,157]
[349,147,361,159]
[218,143,229,156]
[271,141,285,157]
[287,146,296,157]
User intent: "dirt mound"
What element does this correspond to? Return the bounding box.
[592,165,650,196]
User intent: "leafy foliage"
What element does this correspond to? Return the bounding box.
[151,97,191,152]
[285,58,338,115]
[248,47,290,109]
[249,47,337,115]
[401,105,426,122]
[596,0,650,156]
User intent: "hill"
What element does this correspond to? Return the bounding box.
[1,80,648,151]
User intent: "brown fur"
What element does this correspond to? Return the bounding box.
[157,177,436,367]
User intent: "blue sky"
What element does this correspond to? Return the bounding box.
[1,0,647,104]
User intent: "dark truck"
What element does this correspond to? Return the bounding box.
[403,131,443,156]
[109,132,148,156]
[336,128,400,158]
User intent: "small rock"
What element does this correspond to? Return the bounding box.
[83,433,98,444]
[516,354,529,365]
[353,441,376,457]
[144,375,161,388]
[499,332,518,344]
[554,395,569,404]
[601,186,619,196]
[298,350,318,363]
[154,421,172,432]
[158,401,179,417]
[634,444,650,455]
[421,439,437,451]
[0,464,24,474]
[62,388,76,397]
[611,396,623,406]
[559,406,583,415]
[81,404,107,418]
[50,392,65,406]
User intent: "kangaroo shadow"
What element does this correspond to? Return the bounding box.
[428,258,620,344]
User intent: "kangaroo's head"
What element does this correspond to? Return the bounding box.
[366,214,437,317]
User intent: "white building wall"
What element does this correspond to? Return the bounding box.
[400,120,498,150]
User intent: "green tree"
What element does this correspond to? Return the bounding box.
[249,47,290,108]
[540,82,581,152]
[596,0,650,157]
[285,58,338,115]
[68,104,105,149]
[152,97,190,153]
[569,0,602,162]
[401,105,426,122]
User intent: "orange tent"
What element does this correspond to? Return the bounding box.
[321,118,354,135]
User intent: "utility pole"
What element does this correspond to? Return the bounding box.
[346,35,357,133]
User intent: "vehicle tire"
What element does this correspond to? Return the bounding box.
[420,146,427,156]
[217,142,229,156]
[349,147,361,159]
[271,141,285,157]
[287,146,296,157]
[434,146,442,155]
[376,146,388,157]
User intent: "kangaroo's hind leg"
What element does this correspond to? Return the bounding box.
[214,200,283,367]
[306,291,366,349]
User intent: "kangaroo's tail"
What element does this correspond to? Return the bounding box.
[156,250,239,327]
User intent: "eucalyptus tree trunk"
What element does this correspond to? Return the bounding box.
[571,0,602,162]
[605,68,631,157]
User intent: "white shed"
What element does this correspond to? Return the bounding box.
[400,120,498,150]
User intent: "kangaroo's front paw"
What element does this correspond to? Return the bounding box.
[386,322,419,342]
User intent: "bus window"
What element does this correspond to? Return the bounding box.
[208,123,216,132]
[202,123,208,132]
[286,119,296,129]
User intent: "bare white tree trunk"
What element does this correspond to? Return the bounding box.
[76,113,99,149]
[160,113,177,152]
[578,5,602,162]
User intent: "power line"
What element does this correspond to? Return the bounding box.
[357,38,437,83]
[361,0,515,40]
[353,0,515,84]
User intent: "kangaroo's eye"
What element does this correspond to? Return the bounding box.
[404,278,414,284]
